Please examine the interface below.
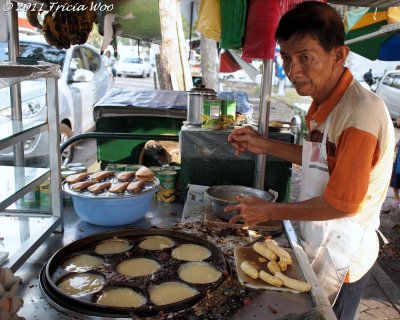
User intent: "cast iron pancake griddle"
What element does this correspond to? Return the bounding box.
[39,228,229,318]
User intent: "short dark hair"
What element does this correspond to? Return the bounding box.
[275,1,344,52]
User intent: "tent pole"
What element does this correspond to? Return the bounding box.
[254,59,273,189]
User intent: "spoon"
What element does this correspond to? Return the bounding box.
[198,145,216,161]
[198,142,230,161]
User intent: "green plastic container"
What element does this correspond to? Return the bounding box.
[202,98,221,130]
[220,99,236,129]
[106,163,127,171]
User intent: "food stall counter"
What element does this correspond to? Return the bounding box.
[11,190,334,320]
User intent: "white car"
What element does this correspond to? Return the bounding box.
[375,70,400,119]
[115,57,152,78]
[0,34,112,165]
[220,70,254,82]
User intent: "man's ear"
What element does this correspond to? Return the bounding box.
[334,45,350,65]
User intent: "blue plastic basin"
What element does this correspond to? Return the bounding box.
[64,180,159,226]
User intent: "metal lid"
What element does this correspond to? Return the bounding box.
[188,85,216,96]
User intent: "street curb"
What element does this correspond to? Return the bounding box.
[372,262,400,313]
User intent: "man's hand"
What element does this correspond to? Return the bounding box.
[226,195,273,225]
[228,126,267,156]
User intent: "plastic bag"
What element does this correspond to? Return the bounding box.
[195,0,221,41]
[220,0,247,49]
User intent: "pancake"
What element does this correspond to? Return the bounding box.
[149,281,198,306]
[116,258,161,277]
[171,244,211,261]
[94,239,131,255]
[57,273,105,297]
[97,287,146,307]
[61,254,103,272]
[178,262,222,284]
[138,236,175,251]
[135,166,155,181]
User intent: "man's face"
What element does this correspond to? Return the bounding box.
[279,35,338,100]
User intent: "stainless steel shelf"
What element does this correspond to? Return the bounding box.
[0,120,47,151]
[0,215,62,272]
[0,165,50,212]
[1,8,63,275]
[4,202,52,216]
[0,64,61,89]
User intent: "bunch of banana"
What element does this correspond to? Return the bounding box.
[156,188,176,202]
[27,0,98,49]
[26,8,43,30]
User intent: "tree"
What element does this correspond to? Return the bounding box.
[199,35,219,91]
[158,0,192,91]
[194,0,219,91]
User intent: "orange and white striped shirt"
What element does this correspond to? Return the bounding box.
[305,68,395,282]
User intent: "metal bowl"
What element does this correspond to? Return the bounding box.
[204,185,275,221]
[62,179,159,226]
[268,121,299,132]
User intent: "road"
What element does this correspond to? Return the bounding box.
[72,75,156,170]
[113,73,157,90]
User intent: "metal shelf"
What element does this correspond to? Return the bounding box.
[0,64,61,89]
[0,215,62,272]
[0,63,63,273]
[0,120,47,151]
[0,165,50,212]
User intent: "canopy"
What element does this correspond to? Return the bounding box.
[344,7,400,60]
[330,0,400,6]
[219,50,260,81]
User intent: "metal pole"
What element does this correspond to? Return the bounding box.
[60,132,179,154]
[7,1,24,167]
[46,76,64,231]
[254,59,273,189]
[188,0,194,59]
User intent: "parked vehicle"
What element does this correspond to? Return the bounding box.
[220,70,253,82]
[0,34,112,165]
[369,76,382,92]
[374,70,400,119]
[115,57,151,78]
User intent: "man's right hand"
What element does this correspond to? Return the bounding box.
[228,126,268,156]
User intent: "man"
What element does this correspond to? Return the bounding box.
[363,68,373,86]
[226,2,394,320]
[390,117,400,207]
[102,50,116,78]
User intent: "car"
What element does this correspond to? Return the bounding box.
[220,70,254,82]
[374,70,400,119]
[369,76,382,92]
[115,57,151,78]
[0,34,112,165]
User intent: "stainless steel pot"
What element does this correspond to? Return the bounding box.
[187,85,217,125]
